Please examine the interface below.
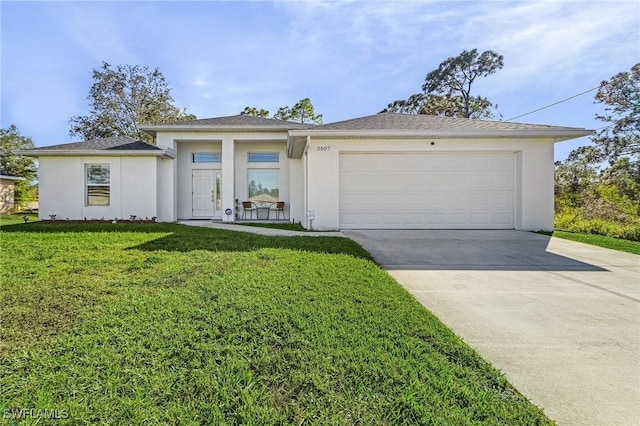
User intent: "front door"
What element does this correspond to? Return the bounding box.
[192,170,222,218]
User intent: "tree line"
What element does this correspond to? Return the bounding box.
[554,64,639,240]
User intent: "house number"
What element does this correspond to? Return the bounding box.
[316,145,331,151]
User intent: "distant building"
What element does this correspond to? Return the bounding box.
[0,175,23,214]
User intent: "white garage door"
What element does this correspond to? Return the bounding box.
[339,152,515,229]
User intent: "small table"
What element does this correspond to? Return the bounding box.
[255,204,273,220]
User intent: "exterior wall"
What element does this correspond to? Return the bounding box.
[155,131,291,221]
[120,157,158,220]
[288,158,305,224]
[157,154,176,222]
[37,156,158,221]
[156,135,177,221]
[0,178,17,214]
[520,141,555,230]
[38,157,83,219]
[303,137,557,231]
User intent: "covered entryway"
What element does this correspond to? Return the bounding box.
[192,169,222,218]
[339,152,516,229]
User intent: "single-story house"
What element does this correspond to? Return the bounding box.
[19,112,591,230]
[0,175,23,214]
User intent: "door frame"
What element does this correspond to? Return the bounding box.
[191,169,222,218]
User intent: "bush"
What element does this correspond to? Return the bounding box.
[555,211,640,241]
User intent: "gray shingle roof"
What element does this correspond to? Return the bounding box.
[308,112,587,132]
[30,136,162,151]
[142,114,311,131]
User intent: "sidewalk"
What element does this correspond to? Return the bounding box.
[178,220,345,237]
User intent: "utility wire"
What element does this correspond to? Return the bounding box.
[505,85,600,121]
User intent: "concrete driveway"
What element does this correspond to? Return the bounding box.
[344,230,640,426]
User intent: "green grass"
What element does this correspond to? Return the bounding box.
[1,221,552,425]
[0,213,38,226]
[549,230,640,255]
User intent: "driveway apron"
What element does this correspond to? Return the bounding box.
[344,230,640,426]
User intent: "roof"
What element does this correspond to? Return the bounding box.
[140,114,311,136]
[303,112,589,132]
[28,136,161,151]
[16,136,174,158]
[286,112,593,158]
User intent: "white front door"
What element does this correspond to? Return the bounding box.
[192,170,222,218]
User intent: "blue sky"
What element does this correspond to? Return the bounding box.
[2,1,638,160]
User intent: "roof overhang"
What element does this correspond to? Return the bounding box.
[286,128,593,159]
[15,149,176,159]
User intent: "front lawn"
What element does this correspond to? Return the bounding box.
[0,222,552,424]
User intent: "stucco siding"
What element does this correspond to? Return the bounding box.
[121,157,157,219]
[520,141,555,230]
[288,158,304,224]
[38,157,83,220]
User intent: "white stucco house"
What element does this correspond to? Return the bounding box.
[20,112,591,230]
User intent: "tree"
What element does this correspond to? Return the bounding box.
[554,146,600,203]
[384,93,495,119]
[591,63,639,163]
[240,107,270,117]
[1,125,37,205]
[272,98,323,124]
[69,62,196,143]
[242,98,323,124]
[384,49,503,119]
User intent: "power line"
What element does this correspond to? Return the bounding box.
[505,85,600,121]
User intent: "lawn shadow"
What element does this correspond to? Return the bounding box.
[0,221,373,260]
[129,231,373,260]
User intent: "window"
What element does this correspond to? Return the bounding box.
[248,169,279,202]
[193,152,221,163]
[248,152,279,163]
[86,164,110,206]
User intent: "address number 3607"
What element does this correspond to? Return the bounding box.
[316,145,331,151]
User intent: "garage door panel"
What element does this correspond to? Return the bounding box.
[492,213,513,226]
[470,213,491,225]
[492,193,513,209]
[492,172,514,190]
[339,152,515,229]
[491,155,514,169]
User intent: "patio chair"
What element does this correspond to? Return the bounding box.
[241,201,256,219]
[272,201,286,220]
